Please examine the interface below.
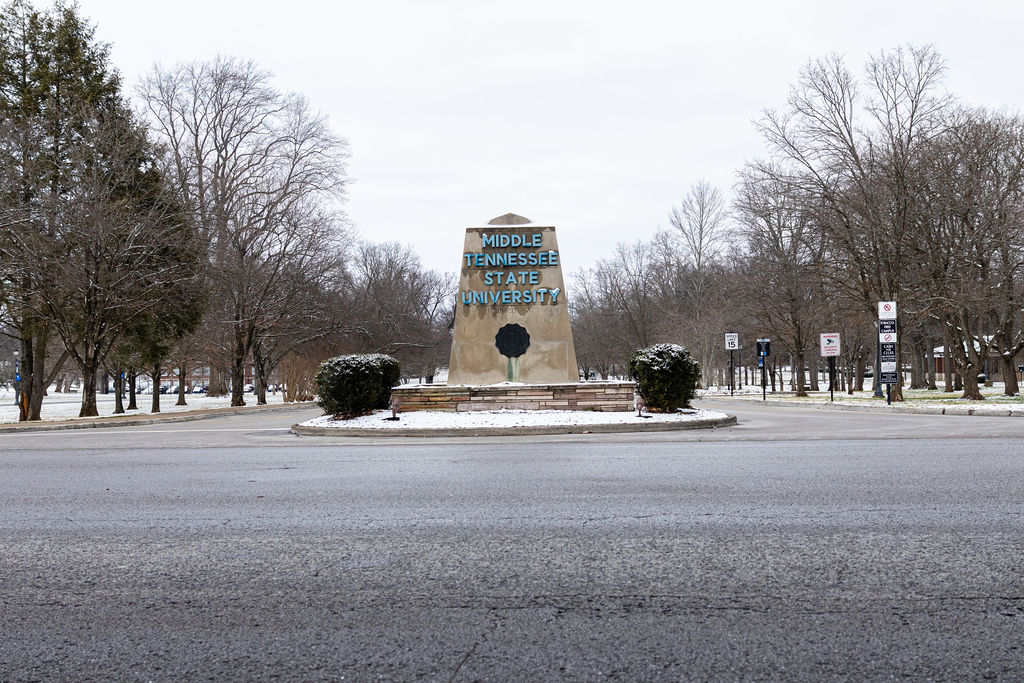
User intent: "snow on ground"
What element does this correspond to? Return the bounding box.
[0,388,287,424]
[303,407,728,430]
[700,384,1024,415]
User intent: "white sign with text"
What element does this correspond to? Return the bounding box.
[819,333,841,357]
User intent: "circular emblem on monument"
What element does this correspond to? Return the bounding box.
[495,323,530,358]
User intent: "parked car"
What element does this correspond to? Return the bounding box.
[193,385,206,394]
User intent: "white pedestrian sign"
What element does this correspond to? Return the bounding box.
[820,333,841,357]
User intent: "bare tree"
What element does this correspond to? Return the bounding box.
[139,56,350,406]
[734,167,823,396]
[758,45,952,401]
[345,241,455,378]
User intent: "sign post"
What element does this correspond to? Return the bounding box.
[820,333,841,402]
[878,301,898,405]
[725,333,739,396]
[756,338,770,401]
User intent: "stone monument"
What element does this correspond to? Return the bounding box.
[447,213,578,385]
[390,212,634,413]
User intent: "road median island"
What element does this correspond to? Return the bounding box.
[291,412,737,437]
[0,401,316,433]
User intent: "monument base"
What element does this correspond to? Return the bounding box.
[392,381,636,413]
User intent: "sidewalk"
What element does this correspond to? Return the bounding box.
[699,389,1024,417]
[0,401,315,433]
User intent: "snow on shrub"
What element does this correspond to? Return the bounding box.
[629,343,700,412]
[315,354,401,418]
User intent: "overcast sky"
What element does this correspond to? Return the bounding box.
[80,0,1024,275]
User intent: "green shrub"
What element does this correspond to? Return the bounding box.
[315,354,401,418]
[629,343,700,412]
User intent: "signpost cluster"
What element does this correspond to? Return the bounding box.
[725,333,739,396]
[756,338,770,401]
[819,332,840,401]
[723,332,840,402]
[878,301,898,405]
[724,334,770,400]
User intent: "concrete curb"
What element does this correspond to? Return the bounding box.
[290,414,737,437]
[0,402,317,433]
[700,397,1024,417]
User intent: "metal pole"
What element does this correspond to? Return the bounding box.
[729,350,734,396]
[761,358,766,401]
[829,356,835,402]
[886,383,891,405]
[873,328,884,398]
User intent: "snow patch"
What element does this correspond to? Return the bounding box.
[302,407,727,430]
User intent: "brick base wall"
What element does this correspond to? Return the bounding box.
[391,381,636,413]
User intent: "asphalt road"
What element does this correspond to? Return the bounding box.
[2,401,1023,680]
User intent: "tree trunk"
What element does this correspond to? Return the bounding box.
[113,369,125,414]
[253,343,268,405]
[926,344,937,391]
[954,372,962,392]
[794,351,807,396]
[20,332,51,422]
[128,369,138,410]
[808,355,820,391]
[150,365,161,413]
[177,362,188,406]
[208,363,228,397]
[961,364,984,400]
[1002,355,1019,396]
[230,356,246,407]
[910,341,925,389]
[79,365,99,417]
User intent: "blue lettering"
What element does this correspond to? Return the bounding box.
[474,253,484,267]
[499,234,510,248]
[536,288,547,303]
[474,291,487,304]
[529,271,539,284]
[550,287,561,304]
[482,233,496,248]
[461,291,473,304]
[538,252,547,266]
[532,233,542,247]
[522,290,533,303]
[512,290,523,303]
[489,291,500,304]
[484,271,494,286]
[549,251,559,266]
[501,290,511,304]
[464,254,473,267]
